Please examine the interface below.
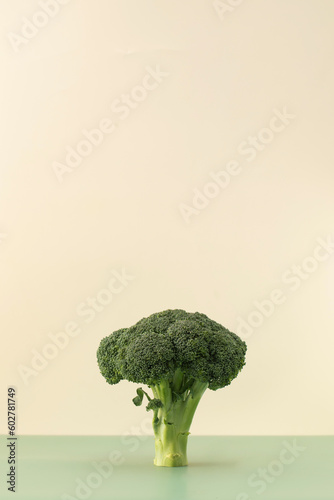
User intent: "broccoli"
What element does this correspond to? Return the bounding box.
[97,309,247,467]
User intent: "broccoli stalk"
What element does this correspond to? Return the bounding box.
[132,374,208,466]
[150,376,208,466]
[97,309,247,467]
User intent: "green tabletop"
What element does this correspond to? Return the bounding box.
[0,435,333,500]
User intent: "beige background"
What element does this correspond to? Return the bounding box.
[1,0,334,436]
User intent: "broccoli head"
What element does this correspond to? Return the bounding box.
[97,309,247,467]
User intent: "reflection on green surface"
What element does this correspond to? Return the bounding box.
[0,436,333,500]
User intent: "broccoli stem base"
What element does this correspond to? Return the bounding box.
[151,377,208,467]
[154,426,189,467]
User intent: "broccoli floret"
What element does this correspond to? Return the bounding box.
[97,309,247,467]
